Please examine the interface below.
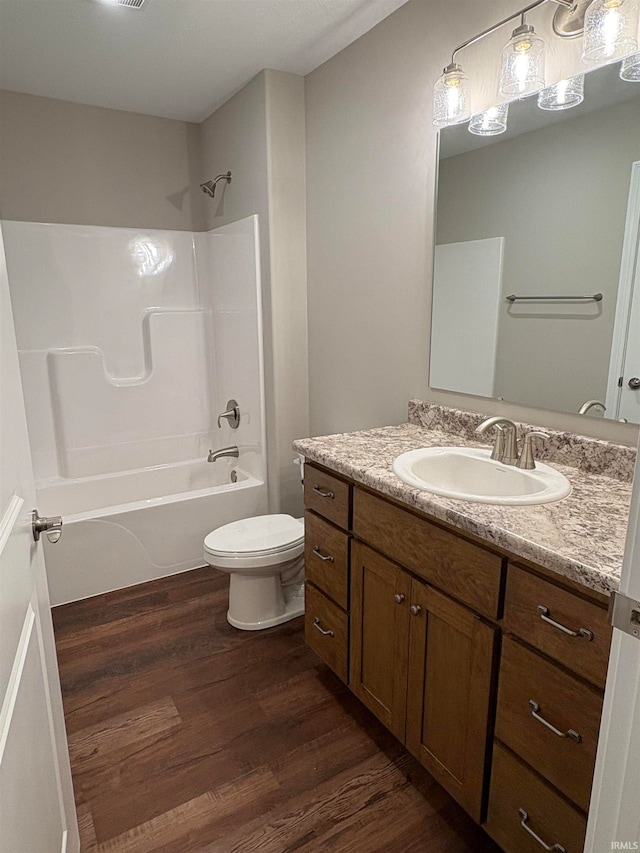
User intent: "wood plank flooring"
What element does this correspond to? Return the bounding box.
[53,568,502,852]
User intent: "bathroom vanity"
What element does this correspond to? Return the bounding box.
[294,403,634,853]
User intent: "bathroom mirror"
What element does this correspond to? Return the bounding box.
[431,61,640,424]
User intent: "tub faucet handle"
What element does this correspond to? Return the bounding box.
[217,399,240,429]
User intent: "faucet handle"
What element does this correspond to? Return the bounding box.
[516,431,549,470]
[217,399,240,429]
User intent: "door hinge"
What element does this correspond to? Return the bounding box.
[609,590,640,640]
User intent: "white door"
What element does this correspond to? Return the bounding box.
[585,435,640,851]
[0,227,79,852]
[618,243,640,423]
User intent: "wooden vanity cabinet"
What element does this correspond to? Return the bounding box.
[349,542,411,741]
[301,462,613,849]
[485,563,612,853]
[303,463,352,683]
[349,540,497,822]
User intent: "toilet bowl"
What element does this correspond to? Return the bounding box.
[204,513,305,630]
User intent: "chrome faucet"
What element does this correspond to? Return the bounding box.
[578,399,606,415]
[475,417,519,465]
[207,445,239,463]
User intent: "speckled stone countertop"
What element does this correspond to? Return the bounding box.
[293,405,636,597]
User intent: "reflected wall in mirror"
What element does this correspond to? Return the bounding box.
[431,62,640,424]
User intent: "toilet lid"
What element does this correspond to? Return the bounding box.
[204,514,304,558]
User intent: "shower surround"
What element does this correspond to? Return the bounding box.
[3,215,267,605]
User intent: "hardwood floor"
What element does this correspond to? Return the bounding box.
[53,568,502,853]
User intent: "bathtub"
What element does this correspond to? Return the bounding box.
[38,459,268,606]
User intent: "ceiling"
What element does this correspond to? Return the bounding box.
[0,0,410,122]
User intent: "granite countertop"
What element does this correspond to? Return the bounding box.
[293,419,634,597]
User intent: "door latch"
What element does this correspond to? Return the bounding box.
[609,590,640,640]
[31,510,63,544]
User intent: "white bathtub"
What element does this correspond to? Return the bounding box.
[38,459,268,606]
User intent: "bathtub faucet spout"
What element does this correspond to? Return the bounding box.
[208,446,240,463]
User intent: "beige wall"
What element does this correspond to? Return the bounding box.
[437,100,640,415]
[304,0,639,445]
[0,90,203,231]
[200,71,308,515]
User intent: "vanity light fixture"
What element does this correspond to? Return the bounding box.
[433,63,472,126]
[432,0,574,127]
[537,73,585,108]
[433,0,639,128]
[582,0,639,62]
[468,104,509,135]
[499,18,546,96]
[620,51,640,78]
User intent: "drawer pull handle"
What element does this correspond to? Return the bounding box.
[312,485,335,499]
[394,594,405,604]
[529,700,581,742]
[410,604,422,616]
[537,605,594,641]
[313,617,334,637]
[312,547,334,562]
[518,809,566,853]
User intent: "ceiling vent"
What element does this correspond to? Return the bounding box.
[91,0,147,8]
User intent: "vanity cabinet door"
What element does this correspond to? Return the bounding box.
[349,542,411,742]
[406,580,497,823]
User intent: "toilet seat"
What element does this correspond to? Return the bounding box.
[204,514,304,570]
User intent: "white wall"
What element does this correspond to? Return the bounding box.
[304,0,640,446]
[0,90,203,231]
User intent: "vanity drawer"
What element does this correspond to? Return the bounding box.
[305,583,348,683]
[304,511,350,609]
[353,488,503,620]
[485,742,586,853]
[496,636,602,811]
[504,565,611,687]
[304,464,351,530]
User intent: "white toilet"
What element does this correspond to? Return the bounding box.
[203,513,305,630]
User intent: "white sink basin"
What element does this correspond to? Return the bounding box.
[392,447,571,505]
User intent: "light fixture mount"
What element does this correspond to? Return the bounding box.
[553,0,591,38]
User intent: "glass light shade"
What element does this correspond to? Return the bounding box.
[499,24,546,97]
[582,0,639,63]
[468,104,509,135]
[537,74,585,109]
[433,63,471,127]
[620,51,640,79]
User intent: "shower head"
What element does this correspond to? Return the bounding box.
[200,171,232,198]
[200,181,216,197]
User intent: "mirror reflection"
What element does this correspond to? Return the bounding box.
[431,62,640,424]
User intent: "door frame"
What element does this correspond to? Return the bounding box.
[606,160,640,418]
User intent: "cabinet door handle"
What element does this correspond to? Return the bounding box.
[410,604,422,616]
[529,700,581,742]
[313,617,334,637]
[394,594,405,604]
[537,605,594,641]
[518,809,566,852]
[312,547,334,562]
[312,485,335,499]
